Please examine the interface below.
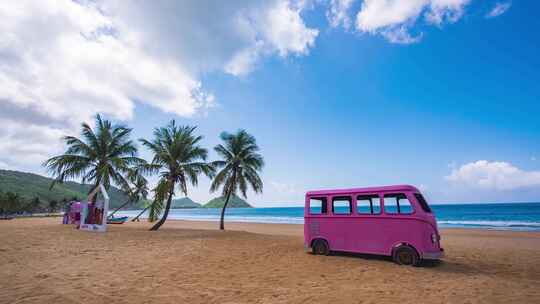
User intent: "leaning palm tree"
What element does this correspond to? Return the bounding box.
[140,121,214,231]
[43,114,145,195]
[210,130,264,230]
[108,172,149,218]
[131,201,151,222]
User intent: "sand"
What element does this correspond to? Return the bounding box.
[1,218,539,304]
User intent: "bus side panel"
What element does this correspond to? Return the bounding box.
[378,217,428,256]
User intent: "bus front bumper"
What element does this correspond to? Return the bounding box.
[422,248,444,260]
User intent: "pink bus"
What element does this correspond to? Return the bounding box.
[304,185,443,266]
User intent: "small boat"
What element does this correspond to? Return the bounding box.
[0,216,14,220]
[107,216,129,224]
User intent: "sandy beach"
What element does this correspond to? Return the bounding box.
[1,218,539,304]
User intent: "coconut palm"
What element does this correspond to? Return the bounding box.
[43,114,145,195]
[131,203,151,222]
[108,172,149,218]
[140,121,214,231]
[210,130,264,230]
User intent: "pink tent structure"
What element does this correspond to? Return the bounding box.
[63,202,83,225]
[62,184,110,232]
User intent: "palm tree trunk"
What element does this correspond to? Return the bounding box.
[108,199,132,218]
[219,188,233,230]
[131,206,149,222]
[150,183,175,231]
[88,182,100,203]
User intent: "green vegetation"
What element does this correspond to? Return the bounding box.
[171,197,201,209]
[210,130,264,229]
[203,195,252,208]
[0,169,136,215]
[1,169,83,203]
[108,174,149,218]
[141,121,214,230]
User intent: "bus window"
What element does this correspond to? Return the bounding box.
[356,195,381,214]
[332,196,352,215]
[384,193,413,214]
[309,197,328,215]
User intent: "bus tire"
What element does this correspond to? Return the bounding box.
[312,239,330,256]
[392,245,419,266]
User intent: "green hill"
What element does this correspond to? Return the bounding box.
[0,169,132,209]
[171,197,201,209]
[203,195,252,208]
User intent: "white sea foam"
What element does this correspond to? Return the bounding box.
[438,220,540,228]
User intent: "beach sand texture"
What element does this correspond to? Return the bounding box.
[1,218,539,304]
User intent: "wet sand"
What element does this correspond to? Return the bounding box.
[1,218,539,303]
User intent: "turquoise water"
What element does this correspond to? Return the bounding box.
[117,202,540,231]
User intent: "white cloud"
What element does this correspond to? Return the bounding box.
[445,160,540,191]
[259,1,319,57]
[426,0,470,25]
[382,26,423,44]
[327,0,355,29]
[0,0,318,166]
[0,161,9,169]
[225,0,318,76]
[486,2,511,18]
[270,181,301,194]
[355,0,470,44]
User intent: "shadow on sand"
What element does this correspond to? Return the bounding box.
[318,251,478,273]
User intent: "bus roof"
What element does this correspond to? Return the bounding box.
[306,184,420,196]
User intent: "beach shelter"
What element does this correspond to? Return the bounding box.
[63,202,83,225]
[79,183,110,232]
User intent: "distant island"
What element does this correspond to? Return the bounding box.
[203,195,252,208]
[171,195,252,208]
[171,197,202,209]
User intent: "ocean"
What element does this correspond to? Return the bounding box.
[117,202,540,231]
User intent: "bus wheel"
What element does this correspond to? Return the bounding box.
[393,245,419,266]
[312,239,330,256]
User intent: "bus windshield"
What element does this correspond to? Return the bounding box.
[414,193,432,213]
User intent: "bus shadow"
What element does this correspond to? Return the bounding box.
[326,251,444,268]
[327,251,481,273]
[328,251,393,263]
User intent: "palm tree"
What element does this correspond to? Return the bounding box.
[140,121,214,231]
[5,192,22,215]
[210,130,264,230]
[108,173,149,218]
[131,202,151,222]
[43,114,145,195]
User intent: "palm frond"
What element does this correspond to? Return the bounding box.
[43,114,140,193]
[210,129,264,199]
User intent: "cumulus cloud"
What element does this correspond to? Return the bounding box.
[0,0,318,167]
[445,160,540,191]
[486,2,511,18]
[270,181,301,194]
[327,0,355,29]
[355,0,470,44]
[0,161,9,169]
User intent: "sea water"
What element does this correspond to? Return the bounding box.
[117,202,540,231]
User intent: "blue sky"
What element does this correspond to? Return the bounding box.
[1,1,539,206]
